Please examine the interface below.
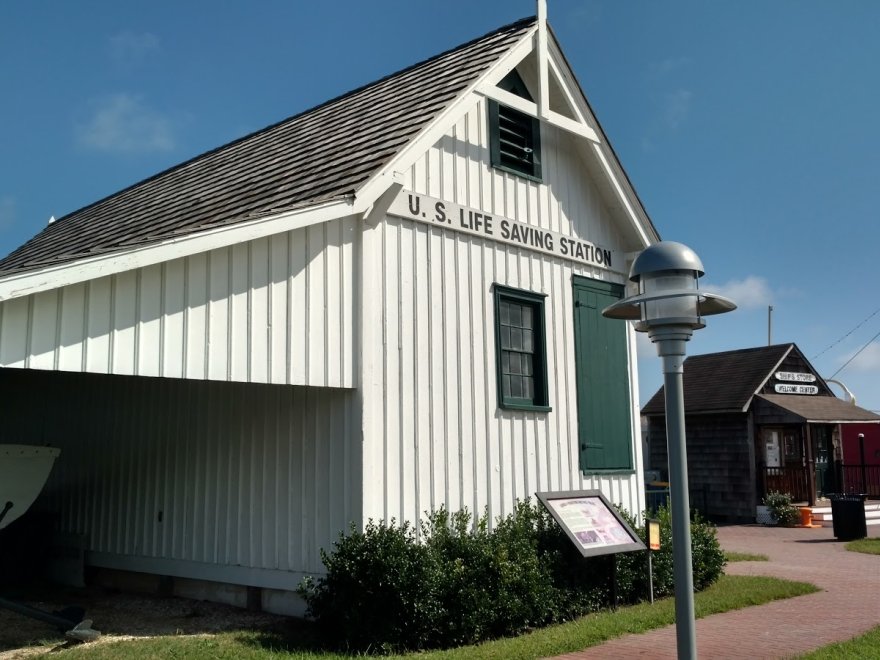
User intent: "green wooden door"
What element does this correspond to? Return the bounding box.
[573,276,633,473]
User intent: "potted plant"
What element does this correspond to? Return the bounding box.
[762,491,799,527]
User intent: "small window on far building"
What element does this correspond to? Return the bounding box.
[494,285,550,411]
[488,71,542,181]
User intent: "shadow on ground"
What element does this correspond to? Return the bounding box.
[0,582,303,655]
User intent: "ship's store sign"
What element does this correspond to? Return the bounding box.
[389,191,618,271]
[775,371,816,383]
[774,372,818,394]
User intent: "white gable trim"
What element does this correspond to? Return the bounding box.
[352,28,539,207]
[536,0,550,118]
[0,197,354,301]
[545,38,657,249]
[547,56,587,124]
[590,145,653,248]
[746,345,793,412]
[357,21,657,252]
[475,85,600,143]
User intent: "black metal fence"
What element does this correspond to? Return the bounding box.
[645,486,670,513]
[761,466,811,502]
[841,463,880,497]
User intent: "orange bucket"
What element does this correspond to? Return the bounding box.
[799,507,813,526]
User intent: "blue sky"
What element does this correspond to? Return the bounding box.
[1,1,878,411]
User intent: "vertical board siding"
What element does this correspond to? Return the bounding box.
[0,218,357,388]
[363,98,642,527]
[0,368,356,575]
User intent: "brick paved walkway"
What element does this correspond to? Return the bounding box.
[552,524,880,659]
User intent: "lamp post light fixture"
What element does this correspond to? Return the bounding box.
[602,241,736,660]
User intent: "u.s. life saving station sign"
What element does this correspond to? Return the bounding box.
[388,190,619,271]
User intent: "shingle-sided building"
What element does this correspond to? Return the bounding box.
[0,15,660,613]
[643,343,880,523]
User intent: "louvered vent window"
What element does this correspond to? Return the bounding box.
[489,100,542,180]
[488,70,542,181]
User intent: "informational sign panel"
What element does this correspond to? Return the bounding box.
[647,519,661,551]
[764,431,782,468]
[536,490,645,558]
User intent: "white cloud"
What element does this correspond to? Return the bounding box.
[839,341,880,373]
[662,89,693,129]
[641,56,694,137]
[109,31,160,67]
[650,57,691,78]
[704,275,773,310]
[78,94,175,153]
[566,1,603,26]
[0,196,15,232]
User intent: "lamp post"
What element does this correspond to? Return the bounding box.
[602,241,736,660]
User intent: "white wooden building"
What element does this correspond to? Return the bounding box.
[0,12,659,614]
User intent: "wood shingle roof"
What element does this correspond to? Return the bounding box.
[641,344,793,415]
[643,342,880,422]
[755,393,880,423]
[0,17,535,275]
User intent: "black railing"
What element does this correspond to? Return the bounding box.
[645,487,670,513]
[841,464,880,498]
[762,466,811,502]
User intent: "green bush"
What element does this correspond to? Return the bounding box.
[423,503,559,645]
[299,500,726,653]
[763,491,799,527]
[296,519,442,654]
[617,505,726,598]
[683,508,727,590]
[532,506,616,618]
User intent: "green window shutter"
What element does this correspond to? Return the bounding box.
[573,276,633,473]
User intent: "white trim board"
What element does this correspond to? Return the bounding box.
[87,551,315,591]
[0,198,356,302]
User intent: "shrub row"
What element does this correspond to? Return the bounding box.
[298,501,725,654]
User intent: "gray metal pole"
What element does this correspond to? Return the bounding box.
[653,327,697,660]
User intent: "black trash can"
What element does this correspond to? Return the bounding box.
[828,493,867,541]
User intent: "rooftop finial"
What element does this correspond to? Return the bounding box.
[536,0,549,118]
[48,215,56,225]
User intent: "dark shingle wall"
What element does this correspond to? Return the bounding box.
[648,412,754,522]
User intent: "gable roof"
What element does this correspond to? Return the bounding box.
[642,343,794,415]
[642,342,880,421]
[0,18,535,276]
[755,394,880,423]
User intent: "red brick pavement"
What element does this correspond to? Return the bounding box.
[551,523,880,659]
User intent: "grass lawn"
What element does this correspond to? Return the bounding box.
[844,537,880,555]
[797,624,880,659]
[725,551,769,562]
[30,575,817,660]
